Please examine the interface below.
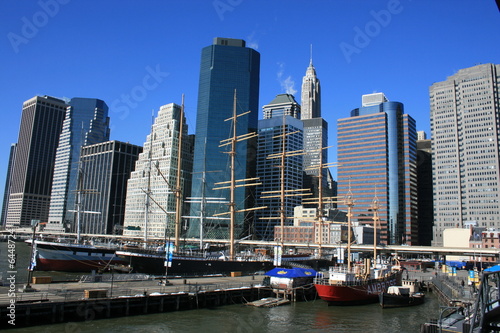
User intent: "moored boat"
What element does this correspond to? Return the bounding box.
[314,261,403,305]
[116,247,274,276]
[27,239,126,272]
[379,285,425,308]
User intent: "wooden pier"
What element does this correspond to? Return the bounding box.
[0,275,273,330]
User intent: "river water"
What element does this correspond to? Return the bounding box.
[1,241,441,333]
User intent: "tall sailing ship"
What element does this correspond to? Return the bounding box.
[116,93,275,276]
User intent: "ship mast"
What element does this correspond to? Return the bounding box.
[262,116,308,250]
[70,144,100,243]
[371,188,380,265]
[143,112,154,248]
[174,95,185,249]
[346,179,354,271]
[229,92,237,258]
[301,147,337,258]
[214,90,261,260]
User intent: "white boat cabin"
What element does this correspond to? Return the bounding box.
[386,286,410,296]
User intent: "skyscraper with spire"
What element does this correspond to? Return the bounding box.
[300,50,331,204]
[301,47,321,120]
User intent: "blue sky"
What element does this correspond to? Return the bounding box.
[1,0,499,212]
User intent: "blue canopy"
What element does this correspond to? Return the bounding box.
[265,267,317,278]
[484,265,500,273]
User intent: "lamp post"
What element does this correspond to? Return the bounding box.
[24,221,39,292]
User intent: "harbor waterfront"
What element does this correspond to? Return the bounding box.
[0,241,471,332]
[4,294,442,333]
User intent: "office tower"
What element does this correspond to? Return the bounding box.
[1,144,17,227]
[78,141,141,235]
[255,102,304,240]
[302,118,330,203]
[301,55,321,120]
[430,64,500,246]
[46,98,110,232]
[417,130,427,141]
[5,96,67,228]
[300,58,331,206]
[337,93,418,245]
[417,138,433,245]
[262,94,300,119]
[123,103,192,240]
[188,37,260,240]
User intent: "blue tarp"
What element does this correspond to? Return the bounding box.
[265,267,317,278]
[484,265,500,273]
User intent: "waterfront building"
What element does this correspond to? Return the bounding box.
[123,102,192,240]
[46,98,110,233]
[78,141,141,235]
[255,95,303,241]
[5,96,67,228]
[188,37,260,240]
[1,144,17,228]
[337,93,418,245]
[430,63,500,246]
[481,230,500,264]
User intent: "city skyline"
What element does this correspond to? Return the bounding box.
[1,1,499,214]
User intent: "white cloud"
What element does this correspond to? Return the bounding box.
[277,62,297,95]
[247,31,259,50]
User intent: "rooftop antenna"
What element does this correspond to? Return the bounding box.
[310,44,313,66]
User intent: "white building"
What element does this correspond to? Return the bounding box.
[123,103,192,240]
[430,64,500,246]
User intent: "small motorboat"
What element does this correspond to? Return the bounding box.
[379,285,425,308]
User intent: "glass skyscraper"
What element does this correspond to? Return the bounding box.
[46,98,110,232]
[188,37,260,240]
[255,95,303,240]
[337,93,418,245]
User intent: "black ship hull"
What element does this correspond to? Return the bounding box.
[116,250,335,276]
[379,292,425,308]
[116,250,274,276]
